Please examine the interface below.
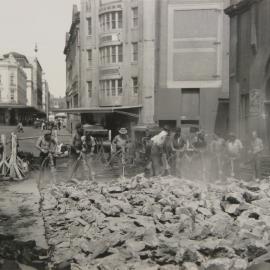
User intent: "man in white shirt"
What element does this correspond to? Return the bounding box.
[226,133,243,178]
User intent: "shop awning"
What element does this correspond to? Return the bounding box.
[0,104,46,115]
[52,105,142,118]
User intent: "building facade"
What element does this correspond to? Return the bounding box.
[65,0,229,136]
[0,54,28,124]
[29,58,43,111]
[42,79,50,118]
[225,0,270,146]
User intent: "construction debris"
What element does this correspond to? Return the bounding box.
[39,175,270,269]
[0,234,50,270]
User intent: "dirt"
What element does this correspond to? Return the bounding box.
[0,177,47,249]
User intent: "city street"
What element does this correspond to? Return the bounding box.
[2,0,270,269]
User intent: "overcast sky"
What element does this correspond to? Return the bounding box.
[0,0,80,97]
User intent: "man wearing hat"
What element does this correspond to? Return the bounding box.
[112,128,129,153]
[36,130,57,165]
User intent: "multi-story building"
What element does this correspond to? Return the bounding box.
[225,0,270,147]
[0,54,27,124]
[29,57,43,111]
[4,52,35,108]
[64,0,230,136]
[42,79,50,118]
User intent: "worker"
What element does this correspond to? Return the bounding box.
[150,128,170,176]
[210,133,225,180]
[249,131,264,179]
[142,129,153,177]
[70,123,96,181]
[170,127,186,177]
[57,119,61,130]
[71,123,84,157]
[0,141,3,160]
[226,132,243,178]
[112,128,129,153]
[36,130,57,165]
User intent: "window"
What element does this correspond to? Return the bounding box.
[10,88,15,101]
[100,79,123,96]
[118,44,123,62]
[100,11,123,32]
[99,45,123,64]
[106,47,110,63]
[86,0,91,12]
[118,79,123,96]
[100,81,105,93]
[87,49,92,67]
[10,73,15,86]
[132,42,138,62]
[87,81,92,97]
[118,11,122,28]
[132,7,138,27]
[106,80,110,96]
[106,13,110,30]
[112,12,116,29]
[88,18,92,35]
[132,77,138,95]
[112,46,116,63]
[100,15,105,31]
[111,80,116,96]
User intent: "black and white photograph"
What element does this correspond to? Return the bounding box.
[0,0,269,269]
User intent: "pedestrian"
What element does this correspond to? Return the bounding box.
[17,122,24,133]
[249,131,264,179]
[210,133,225,180]
[226,132,243,178]
[150,129,169,176]
[170,127,186,177]
[57,119,61,130]
[41,121,45,131]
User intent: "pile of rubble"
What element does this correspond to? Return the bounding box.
[41,175,270,270]
[0,234,49,270]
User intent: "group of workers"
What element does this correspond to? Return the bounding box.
[33,121,264,183]
[143,126,264,180]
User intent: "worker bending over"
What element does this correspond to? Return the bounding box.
[36,130,57,165]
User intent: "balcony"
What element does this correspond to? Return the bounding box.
[99,91,123,107]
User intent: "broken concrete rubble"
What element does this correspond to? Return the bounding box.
[40,176,270,269]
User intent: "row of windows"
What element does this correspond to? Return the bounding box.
[87,43,138,67]
[100,79,123,97]
[99,11,123,32]
[87,77,138,98]
[99,45,123,65]
[87,7,138,35]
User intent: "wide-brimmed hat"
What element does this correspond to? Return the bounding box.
[163,125,170,132]
[119,128,128,135]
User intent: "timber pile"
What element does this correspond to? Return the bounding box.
[0,133,28,180]
[41,176,270,270]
